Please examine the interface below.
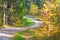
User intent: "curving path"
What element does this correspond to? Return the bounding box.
[0,16,43,40]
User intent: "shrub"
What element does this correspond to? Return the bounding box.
[13,34,25,40]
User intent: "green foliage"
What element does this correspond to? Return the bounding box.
[19,2,24,8]
[0,11,3,27]
[13,30,35,40]
[15,0,25,24]
[13,34,25,40]
[5,0,26,26]
[13,18,34,27]
[18,30,35,36]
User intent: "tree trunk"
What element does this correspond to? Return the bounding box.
[3,2,7,27]
[3,10,5,27]
[3,2,6,27]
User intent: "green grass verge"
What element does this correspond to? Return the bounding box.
[13,18,35,27]
[13,34,25,40]
[13,30,35,40]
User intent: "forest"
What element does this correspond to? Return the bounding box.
[0,0,60,40]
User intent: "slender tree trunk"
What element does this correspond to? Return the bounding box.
[3,2,6,27]
[3,2,7,27]
[3,10,5,27]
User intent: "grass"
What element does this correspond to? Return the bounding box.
[13,30,35,40]
[13,34,25,40]
[13,18,35,27]
[18,30,35,36]
[20,18,34,27]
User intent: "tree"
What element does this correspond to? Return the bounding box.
[35,0,45,9]
[2,1,7,27]
[33,0,58,36]
[29,3,38,15]
[15,0,25,24]
[1,0,17,26]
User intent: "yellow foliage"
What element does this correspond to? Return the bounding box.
[29,3,38,14]
[29,0,58,37]
[35,1,58,36]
